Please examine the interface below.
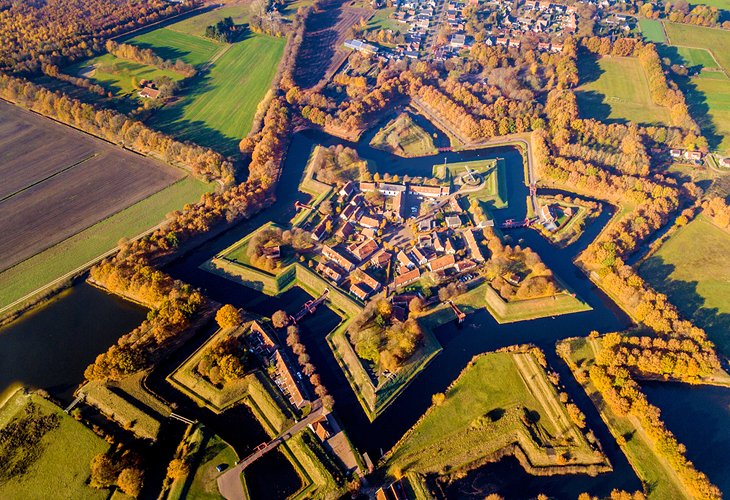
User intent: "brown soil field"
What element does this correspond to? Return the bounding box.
[293,0,369,88]
[0,101,183,272]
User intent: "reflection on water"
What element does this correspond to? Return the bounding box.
[643,382,730,495]
[0,283,146,400]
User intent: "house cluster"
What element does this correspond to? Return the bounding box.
[391,0,441,58]
[670,148,704,163]
[472,0,579,50]
[309,177,485,300]
[249,320,307,408]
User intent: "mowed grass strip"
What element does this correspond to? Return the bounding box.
[126,27,221,67]
[639,19,667,43]
[166,4,253,35]
[676,46,719,69]
[664,22,730,73]
[0,390,110,499]
[639,215,730,356]
[147,34,285,154]
[0,177,212,309]
[576,56,672,126]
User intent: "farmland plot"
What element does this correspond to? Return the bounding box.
[0,101,182,272]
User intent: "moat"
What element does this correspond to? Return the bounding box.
[2,123,729,499]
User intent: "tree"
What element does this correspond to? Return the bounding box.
[117,468,144,497]
[216,304,241,329]
[90,454,118,489]
[272,310,290,328]
[166,459,189,480]
[432,392,446,406]
[408,297,424,316]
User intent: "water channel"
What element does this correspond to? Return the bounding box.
[1,117,728,498]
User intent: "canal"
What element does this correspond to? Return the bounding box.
[1,120,726,498]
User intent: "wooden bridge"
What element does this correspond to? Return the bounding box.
[500,218,533,229]
[294,200,316,211]
[290,289,329,324]
[437,146,452,152]
[447,300,466,323]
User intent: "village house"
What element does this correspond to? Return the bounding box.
[340,203,357,221]
[427,254,456,273]
[463,228,485,262]
[336,221,356,240]
[360,215,380,229]
[249,320,278,353]
[309,418,331,441]
[397,250,416,270]
[394,268,421,288]
[311,216,330,241]
[355,269,382,293]
[411,184,450,198]
[444,237,456,255]
[321,245,356,271]
[339,181,356,199]
[349,238,379,261]
[455,259,477,273]
[317,261,345,283]
[445,215,462,228]
[411,247,428,266]
[370,250,392,267]
[448,196,462,213]
[350,282,371,301]
[138,85,160,99]
[272,350,305,407]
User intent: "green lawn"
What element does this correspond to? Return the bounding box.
[125,28,222,67]
[370,113,438,157]
[146,34,285,155]
[664,22,730,73]
[0,389,110,499]
[169,427,238,500]
[688,74,730,153]
[689,0,730,7]
[166,5,253,36]
[676,46,719,69]
[386,351,605,476]
[639,19,667,43]
[368,8,403,32]
[0,176,212,310]
[577,56,672,126]
[68,53,184,97]
[639,215,730,356]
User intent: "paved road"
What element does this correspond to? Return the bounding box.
[217,399,324,500]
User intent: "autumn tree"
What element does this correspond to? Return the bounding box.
[216,304,242,329]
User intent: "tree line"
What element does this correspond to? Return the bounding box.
[0,74,234,183]
[0,0,197,73]
[105,40,197,77]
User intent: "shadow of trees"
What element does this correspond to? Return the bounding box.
[640,257,730,356]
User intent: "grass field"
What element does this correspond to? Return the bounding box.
[0,389,110,499]
[146,34,285,155]
[639,19,666,43]
[639,215,730,356]
[664,22,730,73]
[68,53,184,97]
[368,7,403,32]
[688,74,730,153]
[0,176,212,310]
[676,46,719,69]
[370,113,438,157]
[125,28,222,67]
[386,351,605,477]
[560,337,690,500]
[576,56,672,126]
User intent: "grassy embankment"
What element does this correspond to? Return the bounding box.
[659,21,730,154]
[165,320,345,499]
[536,196,600,248]
[558,337,690,499]
[167,323,292,415]
[0,389,110,499]
[385,350,608,481]
[433,158,508,209]
[639,214,730,357]
[576,55,673,126]
[0,177,212,312]
[370,113,439,157]
[167,426,238,500]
